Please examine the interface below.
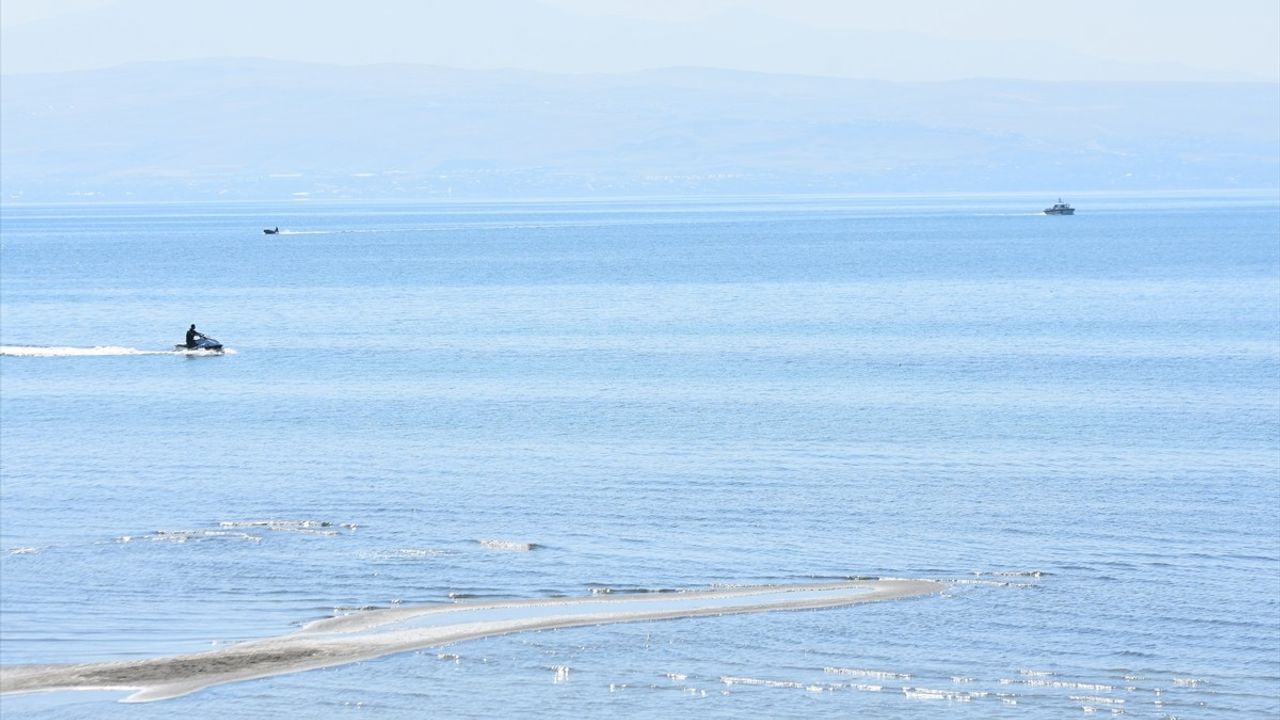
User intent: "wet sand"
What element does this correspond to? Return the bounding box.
[0,579,940,703]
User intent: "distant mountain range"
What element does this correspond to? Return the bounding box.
[2,59,1277,201]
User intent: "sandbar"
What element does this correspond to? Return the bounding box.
[0,579,940,703]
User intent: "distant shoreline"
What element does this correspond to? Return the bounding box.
[2,187,1278,210]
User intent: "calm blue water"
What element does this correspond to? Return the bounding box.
[2,192,1278,718]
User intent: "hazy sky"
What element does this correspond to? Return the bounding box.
[2,0,1278,81]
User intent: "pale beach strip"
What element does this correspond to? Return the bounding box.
[0,579,941,703]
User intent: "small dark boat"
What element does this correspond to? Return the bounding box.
[263,227,279,235]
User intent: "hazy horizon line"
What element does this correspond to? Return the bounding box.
[4,56,1279,86]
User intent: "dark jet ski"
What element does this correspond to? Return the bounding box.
[263,227,279,235]
[175,336,224,353]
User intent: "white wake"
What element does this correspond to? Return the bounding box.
[0,346,234,357]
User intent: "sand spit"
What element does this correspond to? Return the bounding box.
[0,579,939,703]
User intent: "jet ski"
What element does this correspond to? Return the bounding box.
[263,227,279,235]
[175,336,224,353]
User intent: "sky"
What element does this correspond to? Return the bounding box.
[2,0,1278,81]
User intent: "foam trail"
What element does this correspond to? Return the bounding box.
[1,345,166,357]
[0,346,234,357]
[0,580,939,703]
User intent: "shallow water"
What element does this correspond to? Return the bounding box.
[2,192,1278,718]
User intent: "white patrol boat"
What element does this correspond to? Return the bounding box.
[1043,199,1075,215]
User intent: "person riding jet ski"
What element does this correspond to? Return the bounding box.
[176,325,223,353]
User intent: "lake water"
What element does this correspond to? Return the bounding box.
[2,192,1278,718]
